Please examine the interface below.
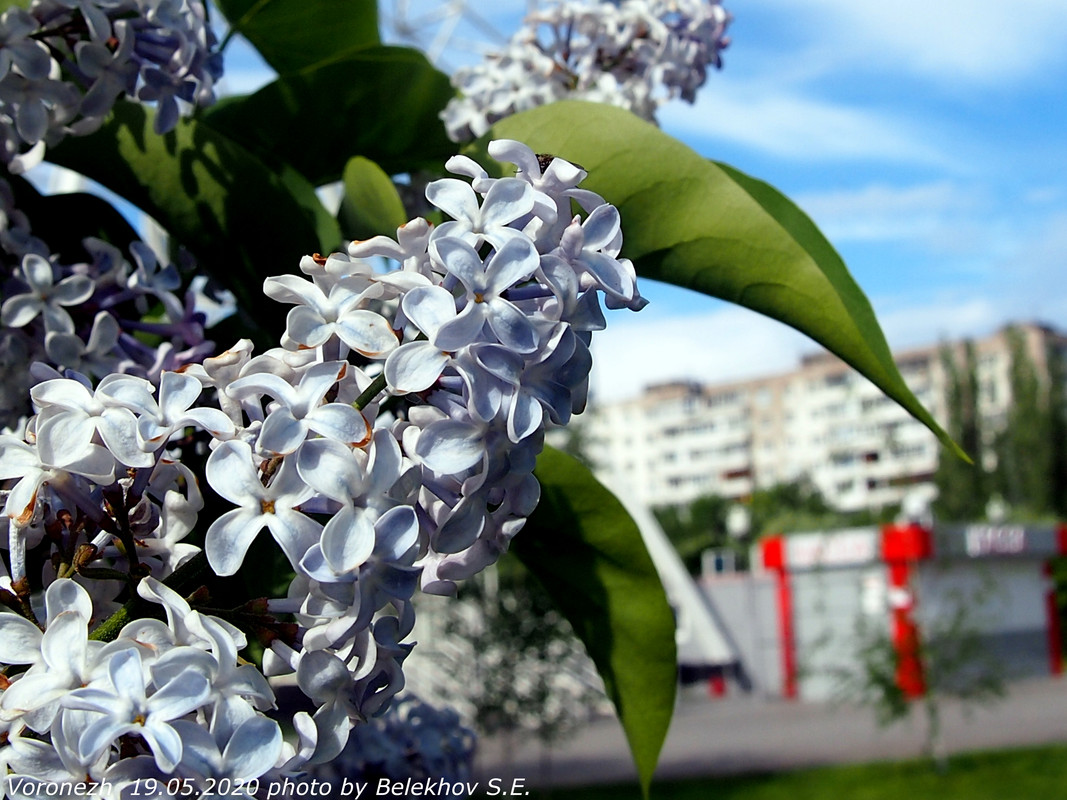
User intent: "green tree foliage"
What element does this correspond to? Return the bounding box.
[655,480,897,575]
[934,340,990,521]
[992,327,1067,518]
[841,583,1005,772]
[438,561,606,748]
[1047,340,1067,519]
[749,479,840,536]
[654,494,732,573]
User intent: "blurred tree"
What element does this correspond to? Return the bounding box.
[654,479,897,574]
[1047,339,1067,519]
[933,340,990,521]
[992,327,1067,518]
[557,419,596,470]
[837,580,1004,773]
[654,494,731,573]
[436,558,607,754]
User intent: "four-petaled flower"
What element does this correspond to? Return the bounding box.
[1,253,94,334]
[65,647,211,773]
[204,439,322,576]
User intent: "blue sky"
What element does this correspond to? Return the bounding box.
[222,1,1067,401]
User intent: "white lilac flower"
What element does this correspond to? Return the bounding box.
[64,647,211,773]
[0,433,114,527]
[0,9,51,81]
[0,138,643,787]
[31,374,154,469]
[294,648,365,765]
[1,208,217,421]
[150,614,276,712]
[384,285,464,393]
[553,204,636,306]
[0,580,112,736]
[441,0,731,142]
[0,0,222,168]
[1,253,94,334]
[0,609,99,731]
[429,235,541,354]
[75,24,138,119]
[203,439,321,576]
[426,177,534,249]
[305,695,476,791]
[2,733,113,800]
[43,310,121,377]
[228,361,369,456]
[132,369,235,452]
[348,218,435,278]
[134,576,214,648]
[172,712,283,785]
[181,338,255,423]
[262,273,399,358]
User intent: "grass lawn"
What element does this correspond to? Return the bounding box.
[481,744,1067,800]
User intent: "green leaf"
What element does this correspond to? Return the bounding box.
[215,0,379,74]
[338,156,408,240]
[47,102,341,346]
[493,101,964,460]
[202,47,455,186]
[516,446,677,796]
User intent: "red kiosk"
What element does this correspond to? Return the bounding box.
[757,523,1066,701]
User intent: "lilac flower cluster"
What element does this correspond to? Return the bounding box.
[0,178,217,433]
[0,140,643,789]
[0,0,222,172]
[306,695,476,797]
[442,0,731,141]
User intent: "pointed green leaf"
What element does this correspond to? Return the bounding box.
[338,156,408,241]
[516,446,677,796]
[47,102,340,345]
[215,0,379,75]
[492,101,964,460]
[203,47,455,186]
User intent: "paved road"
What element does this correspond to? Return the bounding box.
[474,677,1067,788]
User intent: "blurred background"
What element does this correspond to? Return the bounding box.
[48,0,1067,796]
[365,4,1067,797]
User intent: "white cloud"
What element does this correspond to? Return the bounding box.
[874,296,1004,351]
[589,305,813,403]
[588,272,1066,405]
[756,0,1067,85]
[989,211,1067,322]
[658,82,949,165]
[791,181,990,247]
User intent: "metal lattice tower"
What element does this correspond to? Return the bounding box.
[380,0,542,68]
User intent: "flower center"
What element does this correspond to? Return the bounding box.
[474,292,485,303]
[261,499,276,514]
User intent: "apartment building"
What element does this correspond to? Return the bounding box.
[578,322,1067,512]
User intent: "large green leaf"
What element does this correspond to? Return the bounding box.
[338,156,408,240]
[516,446,677,797]
[203,47,455,186]
[215,0,379,75]
[47,102,341,345]
[493,101,964,459]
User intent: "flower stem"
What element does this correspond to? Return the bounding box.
[88,550,210,642]
[354,372,388,410]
